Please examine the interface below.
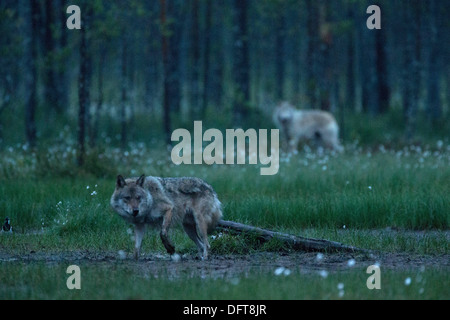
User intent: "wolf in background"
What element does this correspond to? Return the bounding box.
[110,175,222,260]
[273,101,343,153]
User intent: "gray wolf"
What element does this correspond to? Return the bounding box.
[273,101,343,152]
[110,175,222,260]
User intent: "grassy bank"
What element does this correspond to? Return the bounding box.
[0,144,448,253]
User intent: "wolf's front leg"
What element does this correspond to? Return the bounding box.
[134,223,146,260]
[160,207,175,255]
[288,137,299,153]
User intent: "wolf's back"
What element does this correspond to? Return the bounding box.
[159,177,215,195]
[158,177,222,232]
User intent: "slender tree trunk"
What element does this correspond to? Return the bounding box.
[120,38,128,149]
[232,0,250,124]
[144,2,159,114]
[275,9,286,101]
[425,0,441,122]
[402,1,421,141]
[160,0,172,145]
[345,5,355,112]
[43,0,59,113]
[25,0,39,149]
[190,0,201,120]
[77,6,92,166]
[375,27,390,114]
[305,0,319,107]
[56,0,69,114]
[90,47,105,148]
[211,0,224,111]
[202,0,212,117]
[166,0,182,115]
[317,0,332,111]
[359,4,377,114]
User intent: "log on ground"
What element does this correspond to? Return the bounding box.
[216,220,369,253]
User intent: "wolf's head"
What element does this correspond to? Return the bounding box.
[110,174,152,222]
[274,101,295,125]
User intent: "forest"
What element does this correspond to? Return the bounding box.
[0,0,449,163]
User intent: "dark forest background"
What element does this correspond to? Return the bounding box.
[0,0,449,163]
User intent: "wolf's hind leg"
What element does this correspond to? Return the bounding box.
[182,209,208,259]
[160,207,176,255]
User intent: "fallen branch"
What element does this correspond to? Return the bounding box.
[217,220,369,254]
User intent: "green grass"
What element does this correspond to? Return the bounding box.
[0,262,447,300]
[0,145,449,252]
[0,138,449,299]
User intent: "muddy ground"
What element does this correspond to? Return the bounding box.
[1,250,448,279]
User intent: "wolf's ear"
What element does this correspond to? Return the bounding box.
[136,174,146,187]
[116,175,127,188]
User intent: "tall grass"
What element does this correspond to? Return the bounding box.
[0,123,448,300]
[1,147,448,232]
[220,150,449,230]
[0,141,448,257]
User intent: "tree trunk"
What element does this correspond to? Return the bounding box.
[55,0,69,115]
[232,0,250,124]
[144,1,160,114]
[345,5,355,112]
[25,0,39,149]
[402,1,422,141]
[160,0,172,145]
[275,8,286,101]
[375,25,390,114]
[317,0,332,111]
[210,0,224,111]
[217,220,368,253]
[120,38,128,149]
[90,47,105,148]
[77,6,92,166]
[425,0,441,122]
[305,0,319,107]
[201,0,212,117]
[190,0,201,120]
[43,0,59,113]
[167,0,182,115]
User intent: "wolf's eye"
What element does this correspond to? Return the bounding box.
[124,196,131,202]
[136,196,142,201]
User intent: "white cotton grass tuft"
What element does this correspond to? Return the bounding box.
[318,270,328,278]
[337,283,345,298]
[347,259,356,267]
[274,267,291,276]
[171,253,181,262]
[118,250,127,260]
[404,277,412,286]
